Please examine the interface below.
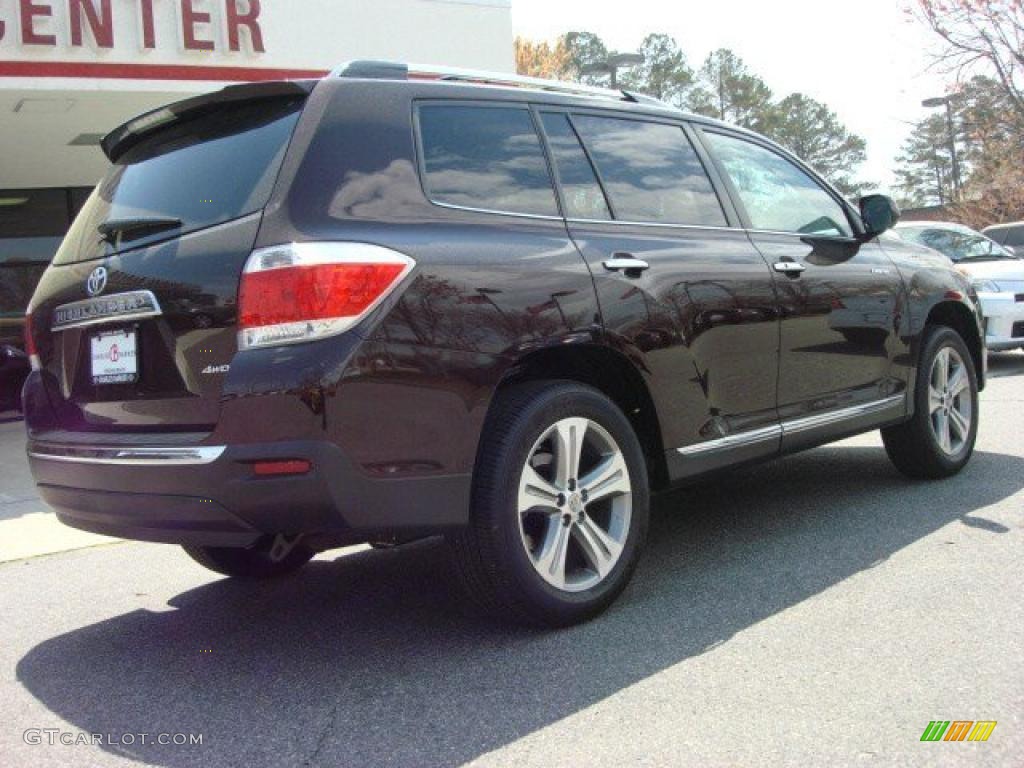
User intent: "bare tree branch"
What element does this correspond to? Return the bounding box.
[913,0,1024,116]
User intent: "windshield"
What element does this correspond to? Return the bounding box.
[898,226,1017,263]
[55,96,304,265]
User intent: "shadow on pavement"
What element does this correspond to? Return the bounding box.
[16,446,1024,767]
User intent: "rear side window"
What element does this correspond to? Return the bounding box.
[705,131,852,237]
[985,228,1007,245]
[571,115,726,226]
[418,105,558,217]
[1004,227,1024,247]
[539,113,611,221]
[55,97,303,264]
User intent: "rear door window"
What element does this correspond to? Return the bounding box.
[56,96,304,264]
[417,104,558,217]
[570,115,727,227]
[539,112,611,221]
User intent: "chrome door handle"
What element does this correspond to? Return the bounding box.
[603,255,650,275]
[773,261,807,275]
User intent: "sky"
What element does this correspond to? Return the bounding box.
[510,0,953,191]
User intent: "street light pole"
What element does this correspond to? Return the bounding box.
[922,95,962,202]
[944,100,962,201]
[581,53,644,91]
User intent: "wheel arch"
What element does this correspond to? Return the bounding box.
[489,344,669,491]
[925,300,985,391]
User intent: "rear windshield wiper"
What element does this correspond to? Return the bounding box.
[98,217,183,244]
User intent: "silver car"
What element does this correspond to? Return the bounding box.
[895,221,1024,351]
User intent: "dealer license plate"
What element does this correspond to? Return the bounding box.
[90,330,138,385]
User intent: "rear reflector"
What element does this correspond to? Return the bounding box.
[252,459,312,477]
[238,243,415,350]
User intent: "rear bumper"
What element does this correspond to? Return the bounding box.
[27,436,471,547]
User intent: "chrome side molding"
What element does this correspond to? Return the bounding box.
[676,424,782,456]
[51,291,162,332]
[29,444,225,466]
[676,394,906,456]
[780,395,906,435]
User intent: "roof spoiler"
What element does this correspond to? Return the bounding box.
[101,80,314,163]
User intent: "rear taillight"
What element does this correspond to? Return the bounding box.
[24,314,41,371]
[238,243,415,350]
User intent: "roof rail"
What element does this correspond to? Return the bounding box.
[330,60,675,109]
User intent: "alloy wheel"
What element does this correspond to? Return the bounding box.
[517,417,632,592]
[928,347,973,456]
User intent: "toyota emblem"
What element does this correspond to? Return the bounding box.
[86,266,108,297]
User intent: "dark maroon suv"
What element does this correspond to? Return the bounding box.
[23,62,985,626]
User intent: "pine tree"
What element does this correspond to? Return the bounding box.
[894,115,955,207]
[765,93,867,194]
[688,49,774,133]
[621,34,693,107]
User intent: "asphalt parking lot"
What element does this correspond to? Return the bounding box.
[1,355,1022,767]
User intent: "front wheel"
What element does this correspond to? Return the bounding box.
[183,535,314,579]
[450,381,649,627]
[882,326,979,479]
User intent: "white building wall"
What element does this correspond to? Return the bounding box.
[0,0,513,82]
[0,0,513,186]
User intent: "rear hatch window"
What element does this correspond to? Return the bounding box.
[56,95,304,264]
[31,89,307,433]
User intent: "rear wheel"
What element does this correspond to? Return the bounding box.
[451,381,649,627]
[183,535,314,579]
[882,326,978,479]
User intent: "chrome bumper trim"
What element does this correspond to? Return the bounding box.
[28,444,226,466]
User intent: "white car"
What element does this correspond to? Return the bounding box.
[894,221,1024,351]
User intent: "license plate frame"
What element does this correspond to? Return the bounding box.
[90,328,139,386]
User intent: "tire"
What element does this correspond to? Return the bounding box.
[182,535,314,579]
[882,326,979,479]
[450,381,650,627]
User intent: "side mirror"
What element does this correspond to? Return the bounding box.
[859,194,901,238]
